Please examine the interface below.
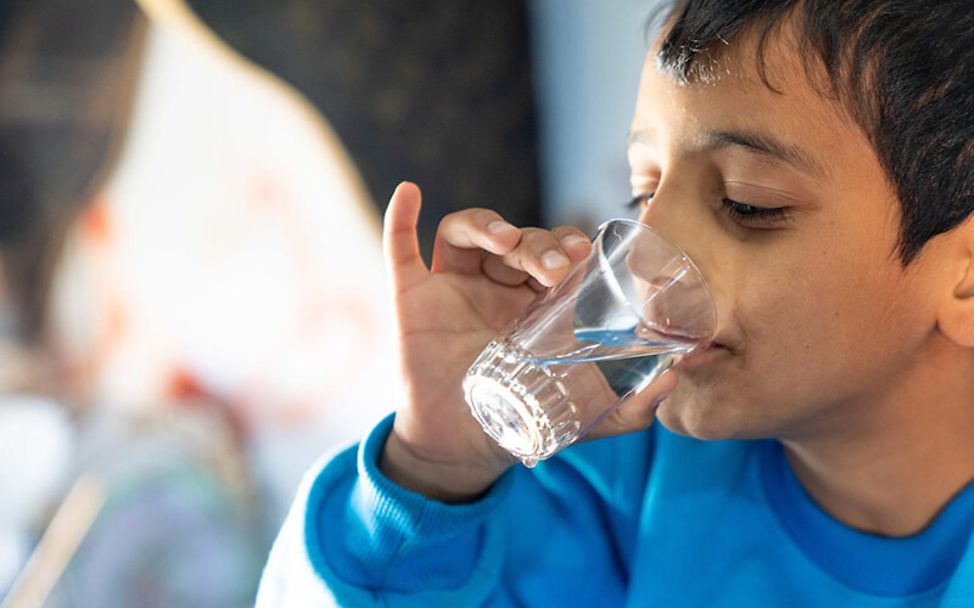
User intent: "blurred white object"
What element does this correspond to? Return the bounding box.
[47,0,400,513]
[0,396,74,594]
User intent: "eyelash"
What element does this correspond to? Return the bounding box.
[720,200,790,225]
[625,193,790,226]
[625,193,652,210]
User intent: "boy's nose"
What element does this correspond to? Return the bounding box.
[637,186,704,268]
[637,187,726,328]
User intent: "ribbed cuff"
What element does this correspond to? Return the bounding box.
[352,413,515,542]
[305,412,515,596]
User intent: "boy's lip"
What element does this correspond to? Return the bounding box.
[675,341,728,371]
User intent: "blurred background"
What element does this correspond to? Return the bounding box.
[0,0,657,606]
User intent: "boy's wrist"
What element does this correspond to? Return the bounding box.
[379,429,514,504]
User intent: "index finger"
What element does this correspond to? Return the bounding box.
[431,208,522,275]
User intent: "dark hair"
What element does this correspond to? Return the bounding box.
[655,0,974,265]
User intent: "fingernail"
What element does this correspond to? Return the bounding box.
[488,220,516,234]
[541,250,569,269]
[560,235,589,249]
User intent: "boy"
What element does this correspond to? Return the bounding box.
[258,0,974,605]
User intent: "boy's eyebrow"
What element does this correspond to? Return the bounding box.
[627,129,828,179]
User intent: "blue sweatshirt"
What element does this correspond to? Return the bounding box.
[257,414,974,606]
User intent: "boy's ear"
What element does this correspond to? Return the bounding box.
[939,230,974,347]
[957,261,974,299]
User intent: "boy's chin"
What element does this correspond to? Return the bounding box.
[654,394,752,441]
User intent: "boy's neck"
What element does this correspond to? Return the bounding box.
[781,338,974,537]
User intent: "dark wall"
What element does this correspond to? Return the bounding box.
[188,0,543,261]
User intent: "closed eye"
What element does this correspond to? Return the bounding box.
[721,199,790,226]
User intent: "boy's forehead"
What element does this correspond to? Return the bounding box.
[631,25,857,179]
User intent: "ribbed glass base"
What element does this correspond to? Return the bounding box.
[463,340,581,467]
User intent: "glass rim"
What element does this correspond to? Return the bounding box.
[595,217,718,342]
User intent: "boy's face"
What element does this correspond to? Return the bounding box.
[630,28,948,441]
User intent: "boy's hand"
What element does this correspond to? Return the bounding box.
[379,182,676,502]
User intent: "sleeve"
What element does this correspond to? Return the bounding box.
[256,413,648,607]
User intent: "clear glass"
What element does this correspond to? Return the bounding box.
[463,219,717,467]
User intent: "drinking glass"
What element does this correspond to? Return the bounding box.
[463,219,717,466]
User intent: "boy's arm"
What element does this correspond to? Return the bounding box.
[257,413,644,607]
[256,413,513,607]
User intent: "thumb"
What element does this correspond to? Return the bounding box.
[588,370,678,438]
